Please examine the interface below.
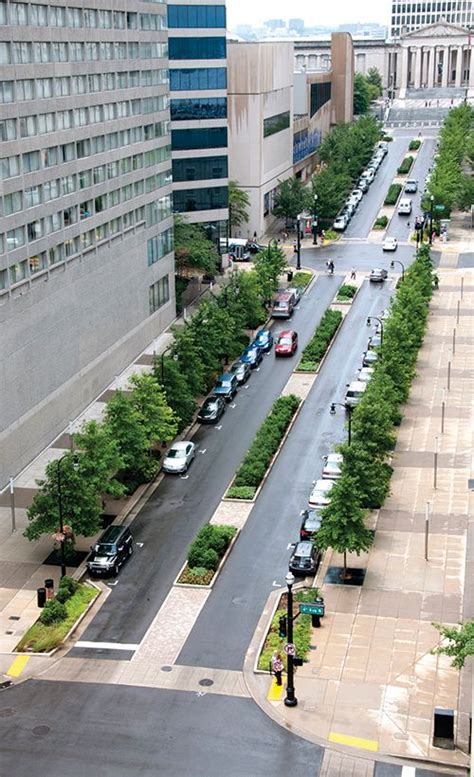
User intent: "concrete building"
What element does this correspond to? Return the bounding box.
[0,0,174,485]
[295,38,388,83]
[168,0,228,249]
[390,0,473,38]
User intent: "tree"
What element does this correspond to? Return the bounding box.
[316,474,373,579]
[253,242,287,304]
[73,420,125,498]
[272,177,308,224]
[366,67,383,96]
[155,356,197,432]
[129,372,178,447]
[104,390,157,485]
[226,270,266,330]
[432,620,474,669]
[353,73,370,115]
[338,442,392,510]
[172,325,209,396]
[311,169,352,221]
[25,453,102,546]
[228,180,250,233]
[174,215,218,275]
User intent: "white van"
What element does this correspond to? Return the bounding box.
[398,198,412,215]
[344,380,367,408]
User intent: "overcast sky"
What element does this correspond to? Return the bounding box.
[227,0,389,28]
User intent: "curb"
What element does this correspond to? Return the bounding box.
[295,313,345,376]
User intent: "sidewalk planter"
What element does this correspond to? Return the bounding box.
[175,524,238,589]
[257,588,319,672]
[373,215,389,231]
[290,271,313,288]
[297,309,343,372]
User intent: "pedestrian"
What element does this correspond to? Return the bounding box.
[328,260,334,275]
[253,230,257,240]
[433,273,439,290]
[293,241,297,254]
[431,229,436,242]
[282,230,288,240]
[271,651,284,686]
[350,267,356,280]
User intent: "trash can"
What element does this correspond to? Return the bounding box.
[287,270,294,282]
[37,587,46,608]
[44,579,54,600]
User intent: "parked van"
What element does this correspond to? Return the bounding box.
[398,198,412,215]
[344,380,367,408]
[219,238,264,261]
[271,291,296,319]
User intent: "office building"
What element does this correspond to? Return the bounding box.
[390,0,473,38]
[0,0,174,484]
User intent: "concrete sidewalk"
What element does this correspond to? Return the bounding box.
[247,266,472,773]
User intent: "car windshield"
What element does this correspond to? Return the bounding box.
[232,363,242,372]
[216,380,230,388]
[168,448,185,458]
[278,337,292,345]
[95,543,116,555]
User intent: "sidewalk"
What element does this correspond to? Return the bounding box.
[246,265,473,772]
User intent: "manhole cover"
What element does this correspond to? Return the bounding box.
[32,725,50,736]
[161,665,173,673]
[0,707,15,716]
[198,678,214,687]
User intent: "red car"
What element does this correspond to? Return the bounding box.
[275,330,298,356]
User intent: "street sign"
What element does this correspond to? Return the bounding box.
[284,643,296,657]
[299,601,325,616]
[435,204,445,211]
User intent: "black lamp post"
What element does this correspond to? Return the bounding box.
[284,571,298,707]
[312,195,318,245]
[390,259,405,280]
[366,315,384,345]
[429,195,434,244]
[160,344,174,384]
[296,215,302,270]
[330,402,353,445]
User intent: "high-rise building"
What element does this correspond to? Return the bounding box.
[0,0,174,484]
[168,1,228,250]
[390,0,473,37]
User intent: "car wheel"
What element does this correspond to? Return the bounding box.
[128,545,133,557]
[113,564,120,576]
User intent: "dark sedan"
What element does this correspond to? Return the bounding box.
[197,396,226,424]
[230,360,251,385]
[240,344,263,369]
[253,329,274,353]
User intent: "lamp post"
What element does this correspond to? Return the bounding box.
[390,259,405,280]
[429,194,434,244]
[284,571,297,707]
[330,402,353,445]
[160,344,174,384]
[296,215,302,270]
[366,315,384,345]
[312,195,318,245]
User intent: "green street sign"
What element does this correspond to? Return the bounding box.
[299,601,325,616]
[435,204,445,211]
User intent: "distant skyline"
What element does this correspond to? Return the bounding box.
[227,0,389,29]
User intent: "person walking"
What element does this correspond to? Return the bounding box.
[271,651,284,686]
[350,267,356,280]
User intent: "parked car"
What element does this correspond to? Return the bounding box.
[287,286,303,304]
[382,236,398,251]
[322,453,343,479]
[333,214,349,231]
[299,509,324,541]
[253,329,274,353]
[289,541,321,576]
[362,350,378,367]
[357,367,374,383]
[345,380,367,408]
[271,292,296,319]
[197,396,226,424]
[404,179,418,193]
[230,360,251,385]
[350,189,363,204]
[358,178,369,193]
[212,372,239,401]
[308,478,336,508]
[162,441,196,474]
[275,329,298,357]
[369,268,388,283]
[377,141,388,155]
[361,169,375,184]
[87,524,134,577]
[368,334,382,351]
[343,202,357,217]
[240,344,263,369]
[397,198,412,215]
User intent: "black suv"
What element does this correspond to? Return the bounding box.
[87,524,134,577]
[289,541,321,576]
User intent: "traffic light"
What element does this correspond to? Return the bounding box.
[278,615,287,638]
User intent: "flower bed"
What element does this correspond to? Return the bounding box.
[258,589,319,671]
[225,395,300,499]
[373,216,388,230]
[384,183,402,206]
[397,155,414,175]
[298,309,343,372]
[336,284,357,302]
[177,524,237,586]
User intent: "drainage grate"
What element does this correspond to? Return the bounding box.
[198,678,214,687]
[161,665,173,673]
[8,616,20,621]
[32,725,50,736]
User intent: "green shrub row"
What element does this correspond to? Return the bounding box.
[384,183,402,206]
[298,309,343,372]
[408,139,421,150]
[232,395,300,491]
[397,155,414,175]
[382,134,393,142]
[336,284,357,301]
[291,271,313,288]
[373,215,388,230]
[187,524,237,572]
[258,589,318,670]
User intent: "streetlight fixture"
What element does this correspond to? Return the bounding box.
[330,402,353,445]
[366,315,384,345]
[390,259,405,280]
[312,195,318,245]
[284,571,298,707]
[295,214,302,270]
[160,344,174,384]
[56,455,79,579]
[429,194,435,244]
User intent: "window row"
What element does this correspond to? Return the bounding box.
[0,125,170,180]
[172,186,228,213]
[168,36,226,61]
[0,40,167,65]
[169,67,226,91]
[171,126,227,151]
[392,1,469,10]
[0,69,168,105]
[147,227,174,266]
[149,275,170,315]
[263,111,291,138]
[170,96,227,121]
[0,2,165,30]
[172,155,228,182]
[167,4,225,28]
[3,174,172,247]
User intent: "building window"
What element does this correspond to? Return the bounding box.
[310,81,331,116]
[263,111,291,138]
[167,5,226,28]
[29,251,47,274]
[4,191,23,215]
[169,36,226,60]
[171,127,227,150]
[173,186,228,213]
[147,227,174,265]
[170,96,227,120]
[10,259,28,284]
[172,155,228,182]
[149,275,170,314]
[0,80,14,103]
[170,67,227,90]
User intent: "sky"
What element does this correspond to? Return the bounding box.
[227,0,389,29]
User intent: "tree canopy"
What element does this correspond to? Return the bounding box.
[174,215,219,275]
[228,180,250,233]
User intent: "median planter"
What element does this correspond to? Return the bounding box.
[384,183,402,206]
[373,215,388,231]
[175,524,239,588]
[408,139,422,150]
[257,588,319,672]
[335,284,357,304]
[397,155,414,175]
[297,309,343,372]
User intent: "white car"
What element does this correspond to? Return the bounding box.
[162,441,196,474]
[357,367,374,383]
[383,237,398,251]
[333,215,348,231]
[308,478,336,508]
[322,453,343,480]
[350,189,363,204]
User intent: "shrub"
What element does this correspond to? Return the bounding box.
[200,548,220,571]
[55,588,71,604]
[382,134,393,142]
[323,229,339,241]
[291,271,313,288]
[258,589,318,670]
[373,216,388,230]
[384,183,402,206]
[397,155,414,175]
[226,485,256,500]
[187,524,237,571]
[179,566,214,585]
[337,284,357,300]
[408,139,421,150]
[40,599,68,626]
[58,576,79,596]
[299,309,342,370]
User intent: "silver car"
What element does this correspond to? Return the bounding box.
[308,478,336,508]
[322,453,343,479]
[162,441,196,474]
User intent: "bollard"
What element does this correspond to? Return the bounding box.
[441,398,445,434]
[44,579,54,600]
[461,276,464,299]
[456,300,460,325]
[9,477,16,533]
[447,360,451,391]
[452,328,456,356]
[424,502,430,561]
[433,437,439,489]
[37,588,46,608]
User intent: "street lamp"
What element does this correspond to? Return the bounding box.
[390,259,405,280]
[56,455,79,579]
[366,315,384,345]
[284,571,298,707]
[295,214,302,270]
[429,194,435,244]
[312,195,318,245]
[330,402,353,445]
[160,344,174,384]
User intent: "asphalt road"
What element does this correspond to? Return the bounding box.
[386,136,437,243]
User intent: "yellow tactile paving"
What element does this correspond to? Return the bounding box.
[6,655,30,677]
[328,732,379,752]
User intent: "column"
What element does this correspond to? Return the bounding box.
[425,47,433,88]
[469,48,474,89]
[455,47,463,87]
[441,46,449,87]
[414,47,423,88]
[399,45,409,95]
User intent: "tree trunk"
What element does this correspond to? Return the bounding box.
[342,550,347,580]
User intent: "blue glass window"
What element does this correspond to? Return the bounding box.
[173,186,228,213]
[169,37,226,60]
[167,5,226,28]
[171,127,227,150]
[170,97,227,121]
[170,67,226,90]
[172,156,228,182]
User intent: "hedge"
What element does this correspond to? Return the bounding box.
[373,216,388,230]
[291,271,313,288]
[187,524,237,571]
[336,284,357,301]
[397,155,414,175]
[382,135,393,142]
[384,183,402,206]
[298,309,342,372]
[408,139,421,150]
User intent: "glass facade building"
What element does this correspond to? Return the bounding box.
[390,0,473,36]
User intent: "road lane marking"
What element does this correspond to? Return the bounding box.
[328,732,378,752]
[75,641,140,651]
[7,655,30,677]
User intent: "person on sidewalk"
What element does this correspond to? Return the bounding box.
[271,651,284,686]
[350,267,356,280]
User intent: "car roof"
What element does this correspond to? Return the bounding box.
[313,479,334,490]
[278,329,294,337]
[326,453,343,462]
[99,525,128,543]
[347,381,367,391]
[217,373,234,380]
[294,541,314,554]
[170,441,191,451]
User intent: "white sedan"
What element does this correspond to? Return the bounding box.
[308,478,336,508]
[322,453,343,480]
[382,237,398,251]
[162,441,196,474]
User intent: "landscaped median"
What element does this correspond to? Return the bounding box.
[335,284,357,304]
[397,155,414,175]
[297,309,343,372]
[175,524,238,587]
[383,183,402,206]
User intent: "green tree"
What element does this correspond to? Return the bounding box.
[253,242,287,304]
[272,177,308,224]
[129,372,178,446]
[174,215,219,275]
[228,180,250,233]
[155,356,197,432]
[432,620,474,669]
[223,269,266,330]
[366,67,383,96]
[353,73,370,115]
[317,474,373,579]
[104,390,156,484]
[172,325,209,396]
[73,420,125,498]
[311,169,352,220]
[25,453,102,546]
[338,442,392,510]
